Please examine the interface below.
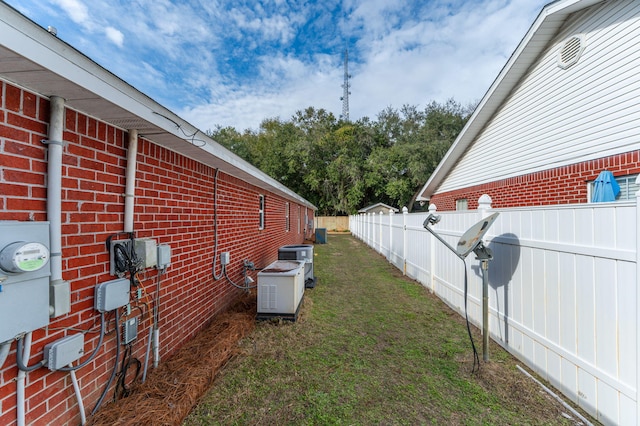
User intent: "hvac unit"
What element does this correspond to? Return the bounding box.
[257,260,305,321]
[277,244,316,288]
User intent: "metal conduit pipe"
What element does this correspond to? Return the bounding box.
[16,332,33,426]
[47,96,70,316]
[124,129,138,233]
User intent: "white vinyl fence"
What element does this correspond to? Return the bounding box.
[350,194,638,426]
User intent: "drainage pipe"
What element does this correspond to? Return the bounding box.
[123,129,138,233]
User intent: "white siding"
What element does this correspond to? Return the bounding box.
[438,0,640,193]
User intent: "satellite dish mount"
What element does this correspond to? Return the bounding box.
[423,212,500,363]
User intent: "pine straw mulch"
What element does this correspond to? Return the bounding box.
[89,293,256,426]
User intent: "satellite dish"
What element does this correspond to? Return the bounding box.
[456,212,500,258]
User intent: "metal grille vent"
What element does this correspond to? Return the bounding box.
[557,35,585,69]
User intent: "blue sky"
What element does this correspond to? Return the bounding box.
[6,0,548,131]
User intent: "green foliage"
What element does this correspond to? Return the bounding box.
[207,100,472,215]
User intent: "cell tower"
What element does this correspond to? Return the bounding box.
[340,48,351,121]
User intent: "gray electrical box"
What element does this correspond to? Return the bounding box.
[135,238,157,269]
[157,244,171,270]
[94,278,130,312]
[122,317,138,345]
[0,221,51,343]
[44,333,84,371]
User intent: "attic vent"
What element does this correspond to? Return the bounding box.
[557,34,585,69]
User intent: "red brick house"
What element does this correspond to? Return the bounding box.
[418,0,640,210]
[0,3,315,425]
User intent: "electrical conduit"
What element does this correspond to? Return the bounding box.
[123,129,138,234]
[16,96,67,426]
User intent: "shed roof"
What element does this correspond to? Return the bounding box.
[418,0,605,201]
[0,3,316,211]
[358,203,399,214]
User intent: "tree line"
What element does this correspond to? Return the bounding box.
[208,99,472,215]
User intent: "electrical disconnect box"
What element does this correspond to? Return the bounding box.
[0,221,51,343]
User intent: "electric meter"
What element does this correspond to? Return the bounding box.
[0,241,50,273]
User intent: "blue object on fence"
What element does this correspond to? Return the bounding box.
[592,170,620,202]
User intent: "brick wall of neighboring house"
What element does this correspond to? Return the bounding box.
[428,151,640,211]
[0,80,313,425]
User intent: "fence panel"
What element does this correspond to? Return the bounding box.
[350,199,638,425]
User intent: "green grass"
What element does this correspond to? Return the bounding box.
[184,234,590,425]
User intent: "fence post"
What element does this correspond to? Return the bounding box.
[428,203,437,292]
[402,206,408,275]
[389,209,395,263]
[478,194,492,219]
[477,194,493,361]
[636,176,640,425]
[379,211,384,254]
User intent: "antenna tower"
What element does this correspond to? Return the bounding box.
[340,48,351,121]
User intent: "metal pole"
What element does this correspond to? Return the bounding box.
[482,259,489,361]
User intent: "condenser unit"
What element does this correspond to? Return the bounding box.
[257,260,305,321]
[277,244,316,288]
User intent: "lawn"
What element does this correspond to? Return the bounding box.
[184,234,593,425]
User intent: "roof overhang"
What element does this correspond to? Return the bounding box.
[418,0,605,201]
[0,3,316,210]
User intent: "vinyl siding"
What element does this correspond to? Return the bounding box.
[437,0,640,193]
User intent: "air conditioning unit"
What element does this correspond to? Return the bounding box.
[257,260,305,322]
[277,244,316,288]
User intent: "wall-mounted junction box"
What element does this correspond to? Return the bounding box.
[109,238,158,275]
[0,221,51,343]
[220,252,230,266]
[122,317,138,345]
[157,244,171,270]
[44,333,84,371]
[95,278,130,313]
[135,238,157,269]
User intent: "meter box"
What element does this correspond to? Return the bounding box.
[0,221,51,343]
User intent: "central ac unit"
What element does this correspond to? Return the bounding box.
[277,244,316,288]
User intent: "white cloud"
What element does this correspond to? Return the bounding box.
[53,0,90,26]
[105,26,124,47]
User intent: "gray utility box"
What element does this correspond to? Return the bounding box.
[257,260,305,322]
[0,221,51,343]
[277,244,315,288]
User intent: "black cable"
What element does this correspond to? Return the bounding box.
[462,259,481,373]
[114,344,141,400]
[92,308,122,415]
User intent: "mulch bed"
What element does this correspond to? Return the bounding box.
[89,293,256,425]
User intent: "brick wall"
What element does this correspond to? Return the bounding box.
[0,80,313,425]
[429,151,640,211]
